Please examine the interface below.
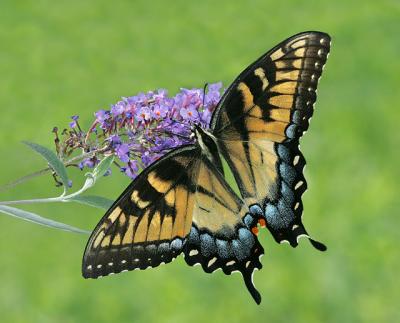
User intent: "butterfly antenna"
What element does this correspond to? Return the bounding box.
[202,82,209,108]
[163,119,192,135]
[164,130,191,140]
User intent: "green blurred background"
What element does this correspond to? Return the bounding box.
[0,0,399,322]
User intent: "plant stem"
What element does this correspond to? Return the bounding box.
[0,175,95,206]
[0,196,62,205]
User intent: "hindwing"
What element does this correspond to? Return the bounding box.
[184,155,264,304]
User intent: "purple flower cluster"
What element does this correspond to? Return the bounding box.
[55,83,224,179]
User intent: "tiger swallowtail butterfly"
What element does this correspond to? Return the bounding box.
[82,31,331,304]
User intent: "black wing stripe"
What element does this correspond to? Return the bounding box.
[195,188,236,213]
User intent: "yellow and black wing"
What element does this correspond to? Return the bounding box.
[184,155,264,304]
[210,31,330,249]
[82,145,200,278]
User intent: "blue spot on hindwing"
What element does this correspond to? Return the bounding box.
[238,228,255,249]
[158,242,169,254]
[244,213,256,228]
[277,199,294,225]
[249,204,263,216]
[286,124,298,139]
[216,239,231,259]
[279,163,296,186]
[200,233,216,257]
[281,181,295,205]
[145,244,157,255]
[292,110,302,125]
[277,144,291,163]
[232,239,250,261]
[171,239,183,251]
[264,204,288,229]
[188,226,200,243]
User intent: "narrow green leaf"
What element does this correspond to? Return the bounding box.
[93,155,114,179]
[23,141,69,190]
[68,195,114,210]
[0,205,90,234]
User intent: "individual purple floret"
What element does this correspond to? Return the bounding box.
[78,157,99,170]
[115,143,130,163]
[69,115,79,129]
[55,83,224,179]
[121,160,139,179]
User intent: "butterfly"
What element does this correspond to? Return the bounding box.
[82,31,331,304]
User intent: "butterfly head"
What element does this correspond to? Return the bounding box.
[193,124,215,150]
[192,124,224,173]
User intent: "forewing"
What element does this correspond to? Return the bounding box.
[211,31,330,139]
[184,156,264,304]
[211,31,330,248]
[82,146,201,278]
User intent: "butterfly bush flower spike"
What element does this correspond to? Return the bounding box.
[55,83,224,179]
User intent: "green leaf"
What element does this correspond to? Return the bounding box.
[23,141,69,191]
[68,195,114,210]
[93,155,114,179]
[0,205,90,234]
